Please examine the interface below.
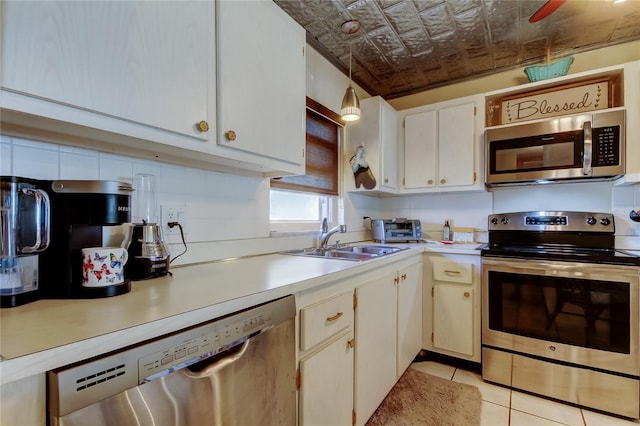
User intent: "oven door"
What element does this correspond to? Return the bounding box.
[482,257,639,377]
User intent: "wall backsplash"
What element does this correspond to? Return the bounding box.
[2,134,639,268]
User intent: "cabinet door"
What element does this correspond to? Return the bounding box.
[354,270,398,426]
[397,261,423,376]
[380,100,398,190]
[438,103,476,188]
[299,331,354,426]
[216,0,305,169]
[1,1,212,142]
[404,110,437,189]
[433,283,474,356]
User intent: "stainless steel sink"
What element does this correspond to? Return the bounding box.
[332,245,404,255]
[281,244,407,261]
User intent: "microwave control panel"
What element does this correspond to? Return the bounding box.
[592,125,620,167]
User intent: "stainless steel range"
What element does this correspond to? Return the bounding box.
[481,211,639,419]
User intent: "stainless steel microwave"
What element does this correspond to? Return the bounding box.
[485,109,625,186]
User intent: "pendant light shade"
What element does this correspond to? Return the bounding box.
[340,44,360,122]
[341,85,360,121]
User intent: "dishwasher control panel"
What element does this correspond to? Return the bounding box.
[138,311,273,382]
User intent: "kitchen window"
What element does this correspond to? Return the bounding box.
[270,98,343,232]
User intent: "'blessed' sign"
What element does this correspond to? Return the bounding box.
[501,80,609,124]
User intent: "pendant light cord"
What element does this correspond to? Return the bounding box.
[348,47,353,85]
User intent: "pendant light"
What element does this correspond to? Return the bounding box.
[340,20,361,122]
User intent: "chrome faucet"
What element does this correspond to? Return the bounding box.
[319,218,347,249]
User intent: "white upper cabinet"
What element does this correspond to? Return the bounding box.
[216,0,305,175]
[404,109,437,189]
[402,95,484,193]
[345,96,398,194]
[1,0,306,177]
[1,1,214,148]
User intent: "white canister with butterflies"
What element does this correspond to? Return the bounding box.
[81,247,128,287]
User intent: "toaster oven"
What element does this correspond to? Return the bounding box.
[372,219,422,243]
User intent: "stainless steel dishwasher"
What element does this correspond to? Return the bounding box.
[48,295,296,426]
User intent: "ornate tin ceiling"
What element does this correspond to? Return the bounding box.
[274,0,640,99]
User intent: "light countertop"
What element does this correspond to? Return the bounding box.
[0,243,480,384]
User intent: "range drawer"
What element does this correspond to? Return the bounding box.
[300,292,353,351]
[432,258,473,284]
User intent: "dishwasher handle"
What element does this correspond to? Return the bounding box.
[185,337,250,377]
[140,335,251,384]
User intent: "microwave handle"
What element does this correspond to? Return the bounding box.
[582,120,592,175]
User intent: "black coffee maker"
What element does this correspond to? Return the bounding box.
[39,180,133,299]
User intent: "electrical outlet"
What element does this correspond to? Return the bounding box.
[161,204,188,237]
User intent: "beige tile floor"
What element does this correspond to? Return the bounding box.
[411,361,639,426]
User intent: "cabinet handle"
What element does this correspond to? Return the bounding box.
[347,338,355,349]
[427,179,434,185]
[464,292,471,298]
[384,178,389,184]
[401,273,407,280]
[440,178,447,184]
[394,276,400,284]
[225,130,237,141]
[444,270,461,275]
[196,120,209,132]
[326,312,343,322]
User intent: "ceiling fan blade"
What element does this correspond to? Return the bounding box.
[529,0,566,23]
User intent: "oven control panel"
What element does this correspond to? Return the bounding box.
[489,211,615,232]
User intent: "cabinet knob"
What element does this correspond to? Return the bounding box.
[464,292,471,298]
[394,276,400,284]
[427,179,434,185]
[440,178,447,184]
[225,130,237,141]
[196,120,209,132]
[347,338,355,349]
[384,178,389,184]
[401,273,407,280]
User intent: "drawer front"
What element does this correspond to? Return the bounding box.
[300,292,353,351]
[432,259,473,284]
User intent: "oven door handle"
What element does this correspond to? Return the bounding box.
[582,120,592,175]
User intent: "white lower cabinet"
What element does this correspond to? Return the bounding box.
[0,374,45,425]
[298,330,354,426]
[297,255,424,426]
[396,260,423,376]
[423,253,481,362]
[354,268,398,426]
[354,258,423,426]
[298,291,355,426]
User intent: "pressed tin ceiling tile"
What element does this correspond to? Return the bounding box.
[419,4,454,36]
[367,25,405,52]
[275,0,640,99]
[382,1,423,35]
